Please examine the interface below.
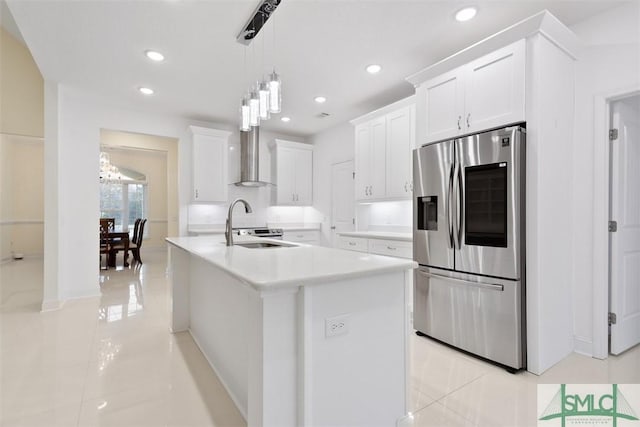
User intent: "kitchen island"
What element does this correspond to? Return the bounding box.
[166,235,416,427]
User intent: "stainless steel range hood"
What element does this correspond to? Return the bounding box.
[234,126,271,187]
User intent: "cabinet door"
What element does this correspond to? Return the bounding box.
[425,67,465,143]
[370,116,387,199]
[355,124,371,201]
[294,148,313,205]
[192,134,227,202]
[386,105,415,199]
[277,147,297,205]
[464,39,525,133]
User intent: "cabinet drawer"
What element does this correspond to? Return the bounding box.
[337,236,368,252]
[284,230,320,242]
[368,239,412,259]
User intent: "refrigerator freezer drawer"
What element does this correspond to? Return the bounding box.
[414,267,524,369]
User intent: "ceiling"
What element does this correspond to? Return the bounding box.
[4,0,627,138]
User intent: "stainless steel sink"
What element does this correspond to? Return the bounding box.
[234,241,295,249]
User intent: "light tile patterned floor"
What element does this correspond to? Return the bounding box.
[0,252,638,426]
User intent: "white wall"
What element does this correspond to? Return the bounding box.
[569,2,640,356]
[0,134,44,260]
[309,122,355,246]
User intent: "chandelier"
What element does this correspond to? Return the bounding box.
[237,0,282,131]
[99,152,122,181]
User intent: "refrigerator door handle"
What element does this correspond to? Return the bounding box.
[447,164,455,249]
[417,270,504,292]
[456,162,464,249]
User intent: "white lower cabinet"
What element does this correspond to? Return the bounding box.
[336,235,368,252]
[283,230,321,245]
[337,234,414,316]
[368,239,412,259]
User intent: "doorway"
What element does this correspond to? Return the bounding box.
[608,94,640,355]
[330,160,355,247]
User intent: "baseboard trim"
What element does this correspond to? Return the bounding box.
[41,299,65,312]
[573,335,593,357]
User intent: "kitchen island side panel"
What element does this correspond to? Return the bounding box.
[189,255,251,418]
[304,271,408,426]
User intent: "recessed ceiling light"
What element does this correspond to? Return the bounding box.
[138,87,154,95]
[281,116,291,122]
[314,96,327,104]
[145,50,165,62]
[455,6,477,22]
[366,64,382,74]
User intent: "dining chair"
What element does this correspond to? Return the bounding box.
[131,219,147,264]
[99,222,112,269]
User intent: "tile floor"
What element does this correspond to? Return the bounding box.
[0,251,638,426]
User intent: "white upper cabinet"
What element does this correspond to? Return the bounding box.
[189,126,231,203]
[424,40,525,143]
[355,116,387,201]
[270,140,313,206]
[386,105,416,198]
[352,97,416,202]
[355,124,371,200]
[424,67,465,143]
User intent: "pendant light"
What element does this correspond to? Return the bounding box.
[268,69,281,113]
[239,96,251,131]
[236,0,283,129]
[249,88,260,127]
[258,79,271,119]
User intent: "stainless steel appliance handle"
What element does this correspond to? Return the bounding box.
[456,163,464,249]
[417,270,504,292]
[447,164,455,249]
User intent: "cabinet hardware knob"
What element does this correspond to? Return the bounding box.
[457,116,461,130]
[387,246,396,250]
[349,242,356,246]
[467,113,471,128]
[404,182,408,192]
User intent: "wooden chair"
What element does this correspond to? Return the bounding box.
[131,219,147,264]
[109,218,146,265]
[99,222,112,269]
[100,217,115,233]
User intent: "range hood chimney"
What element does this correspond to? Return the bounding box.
[234,126,271,187]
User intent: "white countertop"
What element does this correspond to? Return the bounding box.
[166,235,416,291]
[337,231,413,242]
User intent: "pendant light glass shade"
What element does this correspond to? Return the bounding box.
[249,89,260,127]
[258,80,270,120]
[239,97,251,131]
[268,70,281,113]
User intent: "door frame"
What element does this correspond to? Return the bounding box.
[592,85,640,359]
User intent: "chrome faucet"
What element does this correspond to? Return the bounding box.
[225,198,253,246]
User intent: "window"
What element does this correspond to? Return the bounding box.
[100,167,147,234]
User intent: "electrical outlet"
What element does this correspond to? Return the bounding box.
[325,314,350,338]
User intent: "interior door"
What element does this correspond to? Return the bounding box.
[331,160,355,247]
[610,95,640,355]
[413,141,454,270]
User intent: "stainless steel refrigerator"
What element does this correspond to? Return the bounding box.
[412,125,526,371]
